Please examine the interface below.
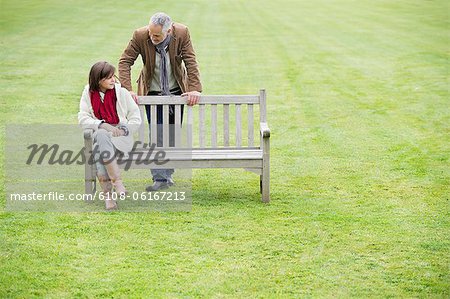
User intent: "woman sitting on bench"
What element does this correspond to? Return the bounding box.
[78,61,141,210]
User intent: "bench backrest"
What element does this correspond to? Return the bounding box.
[136,89,266,149]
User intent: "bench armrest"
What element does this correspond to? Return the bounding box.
[83,128,94,140]
[260,122,270,138]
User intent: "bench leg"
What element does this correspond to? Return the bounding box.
[84,133,96,196]
[85,179,96,195]
[260,175,263,193]
[85,162,96,196]
[261,167,270,203]
[261,136,270,202]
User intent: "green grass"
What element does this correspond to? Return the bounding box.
[1,0,449,297]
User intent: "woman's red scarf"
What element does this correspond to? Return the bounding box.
[90,88,120,125]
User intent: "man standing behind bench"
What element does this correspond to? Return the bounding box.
[119,12,202,191]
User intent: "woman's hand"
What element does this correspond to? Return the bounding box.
[100,123,125,137]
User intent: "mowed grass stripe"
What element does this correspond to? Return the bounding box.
[0,0,448,297]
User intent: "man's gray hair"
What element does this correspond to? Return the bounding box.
[150,12,172,33]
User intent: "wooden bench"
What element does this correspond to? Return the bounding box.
[83,89,270,202]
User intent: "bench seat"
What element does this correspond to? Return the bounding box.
[121,148,263,169]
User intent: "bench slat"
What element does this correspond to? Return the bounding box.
[150,105,157,146]
[119,159,262,170]
[139,95,259,105]
[187,105,193,147]
[248,104,254,147]
[199,104,205,147]
[163,105,169,147]
[211,104,217,147]
[128,149,263,161]
[223,104,229,147]
[236,104,242,147]
[175,105,181,147]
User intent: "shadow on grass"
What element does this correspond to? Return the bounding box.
[191,169,263,207]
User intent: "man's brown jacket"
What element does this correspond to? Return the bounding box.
[119,23,202,96]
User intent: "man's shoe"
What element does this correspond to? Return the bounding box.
[146,180,170,192]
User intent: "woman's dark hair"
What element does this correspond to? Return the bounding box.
[88,61,115,91]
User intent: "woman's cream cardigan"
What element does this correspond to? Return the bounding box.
[78,83,142,154]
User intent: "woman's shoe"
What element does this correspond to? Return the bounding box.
[102,191,117,210]
[105,198,118,210]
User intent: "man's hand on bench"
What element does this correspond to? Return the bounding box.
[129,91,139,104]
[182,91,201,106]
